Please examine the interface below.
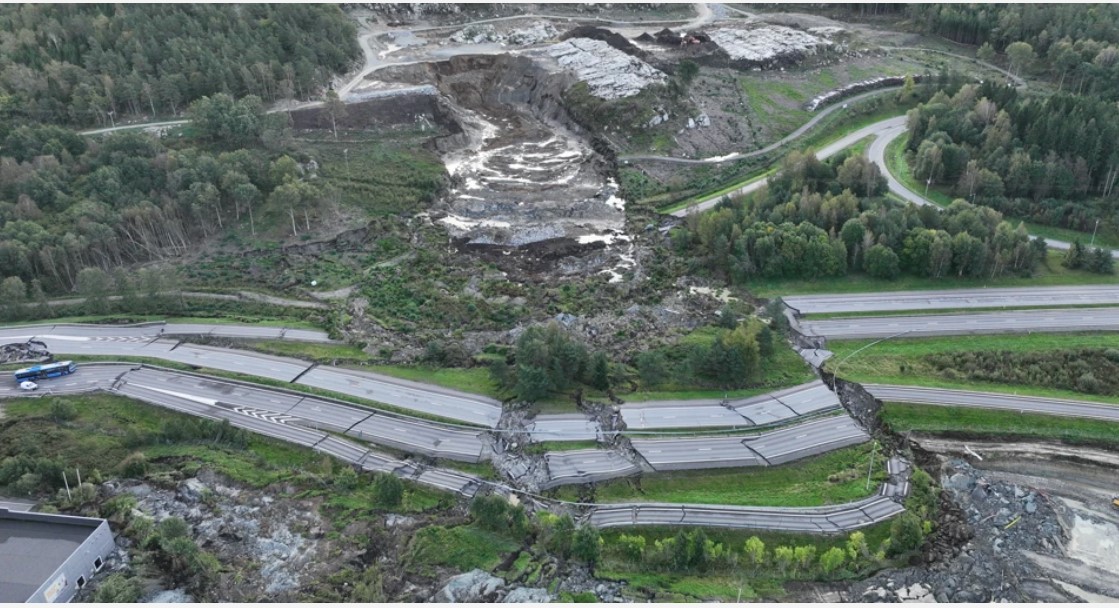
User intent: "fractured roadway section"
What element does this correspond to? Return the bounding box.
[588,495,904,531]
[541,449,642,489]
[0,361,911,533]
[110,370,479,496]
[294,366,503,428]
[0,323,504,427]
[618,380,841,430]
[630,415,869,471]
[122,367,489,462]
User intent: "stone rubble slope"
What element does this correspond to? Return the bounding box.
[708,25,830,62]
[546,38,666,99]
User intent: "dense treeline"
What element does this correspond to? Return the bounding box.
[674,146,1046,282]
[0,100,335,293]
[490,323,615,402]
[906,5,1119,99]
[905,81,1119,238]
[0,4,359,127]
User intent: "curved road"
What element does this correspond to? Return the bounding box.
[626,85,903,167]
[865,384,1119,423]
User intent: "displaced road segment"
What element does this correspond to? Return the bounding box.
[619,380,841,430]
[0,323,503,427]
[865,384,1119,423]
[122,367,489,462]
[631,415,869,471]
[798,307,1119,340]
[784,285,1119,316]
[589,494,903,532]
[542,450,643,489]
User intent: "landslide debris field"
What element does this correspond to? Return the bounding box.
[331,7,971,267]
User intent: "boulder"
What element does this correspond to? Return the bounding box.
[177,478,207,503]
[434,569,505,603]
[501,587,552,603]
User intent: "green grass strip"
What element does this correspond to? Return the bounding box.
[882,402,1119,449]
[592,443,884,507]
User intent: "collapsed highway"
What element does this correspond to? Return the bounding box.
[0,322,910,533]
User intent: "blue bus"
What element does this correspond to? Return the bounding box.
[13,361,78,382]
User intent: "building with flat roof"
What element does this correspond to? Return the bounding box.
[0,508,116,603]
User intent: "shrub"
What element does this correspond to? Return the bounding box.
[888,512,925,556]
[371,473,404,507]
[470,494,509,532]
[92,574,142,603]
[616,533,647,562]
[571,525,602,566]
[118,452,148,478]
[49,399,77,423]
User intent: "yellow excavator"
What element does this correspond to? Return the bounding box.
[1112,497,1119,511]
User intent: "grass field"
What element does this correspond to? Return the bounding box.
[826,332,1119,404]
[589,443,884,507]
[247,340,374,364]
[405,524,520,576]
[882,402,1119,449]
[619,326,817,402]
[885,134,1119,249]
[365,364,500,397]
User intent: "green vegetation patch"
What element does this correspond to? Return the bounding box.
[366,364,499,398]
[591,443,884,507]
[246,340,375,365]
[886,132,1119,250]
[827,333,1119,402]
[623,323,816,400]
[598,521,894,601]
[882,403,1119,449]
[405,524,520,575]
[299,131,448,217]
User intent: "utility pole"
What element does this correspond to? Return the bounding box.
[866,441,878,490]
[1090,218,1100,248]
[924,176,932,198]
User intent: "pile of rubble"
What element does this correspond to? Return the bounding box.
[0,339,50,365]
[545,38,666,99]
[708,25,830,64]
[449,21,560,46]
[103,471,336,601]
[805,74,922,111]
[433,569,551,602]
[851,459,1070,602]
